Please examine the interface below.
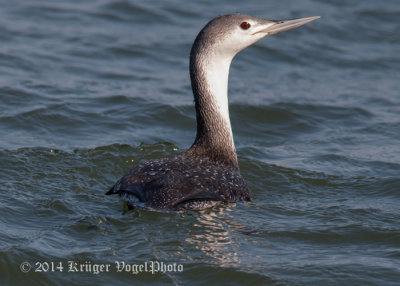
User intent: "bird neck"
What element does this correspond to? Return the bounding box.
[187,46,238,168]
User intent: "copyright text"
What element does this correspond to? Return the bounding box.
[20,260,184,275]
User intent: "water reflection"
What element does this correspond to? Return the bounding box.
[184,207,242,266]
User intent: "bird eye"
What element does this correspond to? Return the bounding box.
[240,21,251,30]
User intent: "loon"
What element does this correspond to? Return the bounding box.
[106,14,319,211]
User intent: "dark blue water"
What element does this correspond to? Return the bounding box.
[1,0,399,285]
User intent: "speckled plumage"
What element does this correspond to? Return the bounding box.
[106,153,250,211]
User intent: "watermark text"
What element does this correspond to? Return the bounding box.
[19,260,183,275]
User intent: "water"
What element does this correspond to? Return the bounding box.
[1,0,399,285]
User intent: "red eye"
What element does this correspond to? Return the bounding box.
[240,21,251,30]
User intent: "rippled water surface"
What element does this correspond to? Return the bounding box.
[1,0,399,285]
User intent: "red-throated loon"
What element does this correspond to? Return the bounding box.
[106,14,319,211]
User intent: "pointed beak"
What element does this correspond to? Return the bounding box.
[254,16,320,36]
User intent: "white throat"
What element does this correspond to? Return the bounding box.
[202,55,234,144]
[188,29,243,166]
